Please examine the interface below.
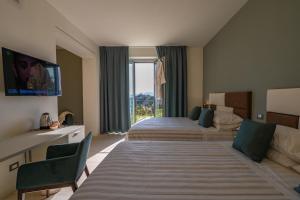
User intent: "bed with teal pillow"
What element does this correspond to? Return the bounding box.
[198,108,214,128]
[188,106,202,120]
[232,119,276,162]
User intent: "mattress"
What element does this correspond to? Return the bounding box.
[70,141,300,200]
[128,117,235,141]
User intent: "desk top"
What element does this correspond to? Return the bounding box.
[0,125,84,162]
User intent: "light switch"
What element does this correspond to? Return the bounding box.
[257,113,264,120]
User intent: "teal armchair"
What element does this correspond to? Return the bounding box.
[16,132,92,200]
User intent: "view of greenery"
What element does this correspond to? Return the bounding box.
[135,93,154,122]
[130,93,163,124]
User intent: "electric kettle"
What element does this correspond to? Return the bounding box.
[40,113,53,129]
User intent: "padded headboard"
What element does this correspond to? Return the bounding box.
[266,88,300,129]
[209,91,252,119]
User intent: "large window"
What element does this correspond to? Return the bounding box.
[129,60,164,125]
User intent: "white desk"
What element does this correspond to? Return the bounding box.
[0,125,85,163]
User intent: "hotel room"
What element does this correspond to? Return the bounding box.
[0,0,300,199]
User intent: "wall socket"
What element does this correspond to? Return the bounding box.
[257,113,264,120]
[9,161,19,172]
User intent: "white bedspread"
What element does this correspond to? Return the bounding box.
[128,117,234,141]
[70,141,300,200]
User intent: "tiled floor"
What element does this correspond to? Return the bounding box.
[5,134,126,200]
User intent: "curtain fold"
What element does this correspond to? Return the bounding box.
[100,46,130,133]
[156,46,187,117]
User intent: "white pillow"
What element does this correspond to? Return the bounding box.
[267,148,298,168]
[216,106,234,113]
[208,93,225,106]
[213,122,240,131]
[272,125,300,163]
[213,110,243,125]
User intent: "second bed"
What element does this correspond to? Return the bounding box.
[128,91,252,141]
[128,117,235,141]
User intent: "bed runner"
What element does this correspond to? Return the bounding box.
[128,117,234,141]
[70,141,299,200]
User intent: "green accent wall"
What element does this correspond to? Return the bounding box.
[203,0,300,120]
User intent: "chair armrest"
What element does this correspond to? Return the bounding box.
[46,143,79,159]
[17,156,77,190]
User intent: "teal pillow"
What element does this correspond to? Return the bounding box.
[232,120,276,162]
[188,106,202,120]
[199,108,214,128]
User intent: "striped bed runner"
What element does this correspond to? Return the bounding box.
[70,141,299,200]
[127,131,235,141]
[127,117,235,141]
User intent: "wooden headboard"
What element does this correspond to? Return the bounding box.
[266,88,300,129]
[208,91,252,119]
[225,91,252,119]
[267,112,299,129]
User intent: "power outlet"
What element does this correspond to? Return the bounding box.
[257,113,264,120]
[9,161,19,172]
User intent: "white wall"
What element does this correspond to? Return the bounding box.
[0,0,98,198]
[187,47,203,112]
[83,58,100,136]
[129,47,157,59]
[0,1,58,140]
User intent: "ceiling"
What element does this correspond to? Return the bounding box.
[48,0,247,47]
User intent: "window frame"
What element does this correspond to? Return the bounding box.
[129,59,157,124]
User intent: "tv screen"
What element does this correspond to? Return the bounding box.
[2,48,62,96]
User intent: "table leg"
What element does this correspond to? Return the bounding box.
[24,152,27,163]
[24,150,32,163]
[28,150,32,163]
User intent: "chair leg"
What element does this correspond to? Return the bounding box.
[71,182,78,193]
[84,166,90,177]
[18,190,25,200]
[46,189,50,198]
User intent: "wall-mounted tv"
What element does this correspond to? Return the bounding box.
[2,48,62,96]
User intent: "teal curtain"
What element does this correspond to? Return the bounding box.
[100,47,130,133]
[156,46,187,117]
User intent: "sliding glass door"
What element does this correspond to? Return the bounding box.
[129,60,164,125]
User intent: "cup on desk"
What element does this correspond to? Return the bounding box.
[50,121,60,130]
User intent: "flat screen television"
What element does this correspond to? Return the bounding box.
[2,47,62,96]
